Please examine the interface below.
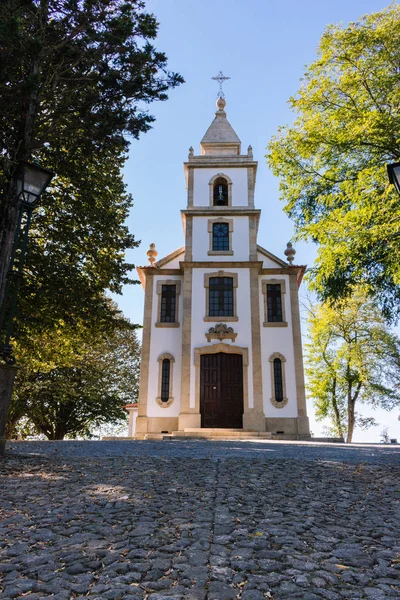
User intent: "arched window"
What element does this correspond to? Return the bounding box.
[156,353,175,407]
[269,353,288,408]
[273,358,284,402]
[213,177,228,206]
[161,359,171,402]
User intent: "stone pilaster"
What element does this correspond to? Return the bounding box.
[244,267,265,431]
[187,167,194,208]
[249,214,258,261]
[136,275,154,434]
[184,214,193,262]
[289,272,310,434]
[247,166,255,208]
[178,266,199,430]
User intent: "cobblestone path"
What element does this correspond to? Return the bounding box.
[1,442,400,599]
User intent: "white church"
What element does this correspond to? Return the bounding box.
[129,94,310,439]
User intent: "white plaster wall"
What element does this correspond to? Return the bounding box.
[147,275,183,418]
[192,216,250,261]
[258,274,298,418]
[257,251,285,268]
[193,168,248,207]
[190,268,254,409]
[159,252,184,269]
[128,408,138,437]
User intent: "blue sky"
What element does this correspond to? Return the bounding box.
[115,0,400,443]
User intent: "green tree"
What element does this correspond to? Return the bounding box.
[305,291,400,442]
[267,4,400,319]
[8,306,140,439]
[0,0,183,311]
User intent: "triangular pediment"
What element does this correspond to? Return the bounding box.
[257,244,288,268]
[154,247,185,268]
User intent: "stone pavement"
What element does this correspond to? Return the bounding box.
[1,441,399,600]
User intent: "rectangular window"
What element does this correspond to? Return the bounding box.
[209,277,234,316]
[267,284,283,322]
[212,223,229,251]
[160,285,176,322]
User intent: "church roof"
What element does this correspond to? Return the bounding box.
[200,97,241,155]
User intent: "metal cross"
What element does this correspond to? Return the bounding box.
[211,70,231,98]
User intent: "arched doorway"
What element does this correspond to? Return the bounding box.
[200,352,243,428]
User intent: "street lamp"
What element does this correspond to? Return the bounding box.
[0,159,54,455]
[387,161,400,195]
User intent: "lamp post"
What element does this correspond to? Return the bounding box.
[0,160,54,456]
[387,161,400,195]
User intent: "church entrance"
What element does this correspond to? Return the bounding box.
[200,353,243,428]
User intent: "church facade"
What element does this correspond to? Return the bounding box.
[134,96,310,439]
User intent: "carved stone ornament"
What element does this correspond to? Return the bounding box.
[206,323,237,343]
[284,241,296,265]
[147,242,158,266]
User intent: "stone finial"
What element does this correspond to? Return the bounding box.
[284,242,296,265]
[147,242,158,266]
[216,96,226,112]
[247,145,253,158]
[188,146,194,158]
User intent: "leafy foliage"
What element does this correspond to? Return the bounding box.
[267,4,400,319]
[8,305,140,439]
[305,290,400,442]
[0,1,181,438]
[0,0,183,315]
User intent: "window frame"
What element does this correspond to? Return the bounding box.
[207,218,234,256]
[204,271,238,322]
[262,279,288,327]
[161,358,171,401]
[156,353,175,407]
[208,173,233,207]
[156,279,181,328]
[268,352,288,408]
[213,177,229,206]
[212,222,229,251]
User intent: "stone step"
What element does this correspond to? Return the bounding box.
[171,429,272,439]
[184,428,256,433]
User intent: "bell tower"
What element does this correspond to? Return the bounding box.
[182,95,260,264]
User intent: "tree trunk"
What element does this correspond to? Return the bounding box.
[331,377,344,438]
[0,364,19,455]
[54,422,67,440]
[347,400,355,443]
[347,381,363,443]
[0,188,19,310]
[5,414,23,439]
[345,364,354,443]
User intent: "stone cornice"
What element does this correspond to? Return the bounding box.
[184,158,258,169]
[137,262,307,288]
[261,266,306,275]
[180,261,264,270]
[181,208,261,217]
[261,266,307,287]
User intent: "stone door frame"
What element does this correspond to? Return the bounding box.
[194,342,249,427]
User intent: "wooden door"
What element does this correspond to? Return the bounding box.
[200,353,243,428]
